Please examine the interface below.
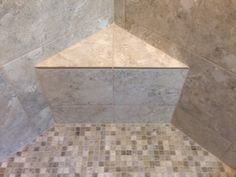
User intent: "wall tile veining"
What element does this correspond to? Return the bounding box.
[114,0,236,168]
[0,0,113,161]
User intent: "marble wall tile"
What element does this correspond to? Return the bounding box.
[188,0,236,73]
[0,0,113,162]
[0,0,114,66]
[172,108,232,159]
[113,69,188,105]
[31,107,54,135]
[114,105,175,123]
[37,69,113,106]
[173,52,236,143]
[3,48,47,118]
[0,71,27,128]
[125,0,202,47]
[0,71,34,161]
[64,0,113,35]
[0,0,66,65]
[52,106,113,123]
[124,22,187,63]
[114,0,126,27]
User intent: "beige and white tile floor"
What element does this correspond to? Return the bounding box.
[0,124,235,177]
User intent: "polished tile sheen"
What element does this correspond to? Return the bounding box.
[0,123,235,177]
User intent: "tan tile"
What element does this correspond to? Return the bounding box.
[174,52,236,142]
[113,25,188,68]
[188,0,236,73]
[125,0,202,47]
[36,26,113,68]
[114,0,126,27]
[172,107,232,159]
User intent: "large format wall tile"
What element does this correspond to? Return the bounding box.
[37,69,113,107]
[188,0,236,73]
[31,107,54,135]
[52,106,113,123]
[3,48,47,118]
[0,0,66,65]
[173,52,236,143]
[114,0,126,27]
[114,105,176,123]
[113,69,187,105]
[0,71,32,161]
[125,0,202,47]
[0,0,114,66]
[172,108,232,159]
[0,71,27,128]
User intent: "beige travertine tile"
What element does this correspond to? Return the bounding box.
[125,0,202,47]
[114,0,126,27]
[172,108,232,159]
[124,21,187,62]
[188,0,236,73]
[37,24,187,69]
[113,25,188,68]
[173,52,236,142]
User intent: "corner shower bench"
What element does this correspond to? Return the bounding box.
[36,24,188,123]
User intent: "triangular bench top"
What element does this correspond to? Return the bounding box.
[36,24,188,69]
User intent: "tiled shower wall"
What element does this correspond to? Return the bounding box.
[114,0,236,168]
[0,0,113,161]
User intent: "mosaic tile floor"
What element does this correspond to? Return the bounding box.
[0,124,235,177]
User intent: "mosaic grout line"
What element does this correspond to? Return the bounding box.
[0,123,235,177]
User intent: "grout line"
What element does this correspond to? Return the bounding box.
[112,22,115,120]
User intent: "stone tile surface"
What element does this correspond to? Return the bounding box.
[37,24,188,69]
[125,0,202,47]
[37,69,113,107]
[113,69,188,105]
[188,0,236,73]
[0,71,37,161]
[174,52,236,143]
[53,106,114,123]
[222,143,236,169]
[0,0,113,166]
[0,123,235,177]
[3,48,47,118]
[113,25,187,68]
[172,108,232,160]
[114,0,126,27]
[115,0,236,168]
[37,27,113,68]
[0,0,114,66]
[114,105,176,123]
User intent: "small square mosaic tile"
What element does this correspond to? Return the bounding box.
[0,124,235,177]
